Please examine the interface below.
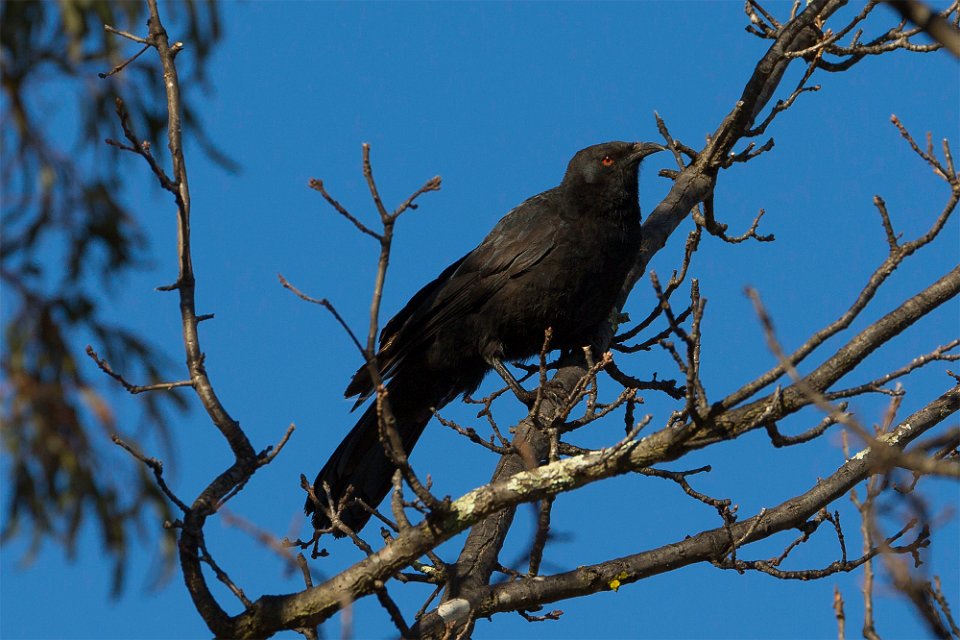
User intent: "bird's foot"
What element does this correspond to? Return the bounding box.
[528,378,570,409]
[488,357,539,405]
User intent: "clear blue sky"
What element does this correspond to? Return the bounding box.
[2,2,958,638]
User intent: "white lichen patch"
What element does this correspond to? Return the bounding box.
[437,598,471,623]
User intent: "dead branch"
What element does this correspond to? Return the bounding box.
[409,387,958,637]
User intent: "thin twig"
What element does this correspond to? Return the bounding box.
[111,434,189,513]
[308,178,382,241]
[527,496,554,577]
[86,345,193,394]
[104,23,150,45]
[98,43,151,78]
[258,423,296,466]
[834,586,846,640]
[278,273,365,356]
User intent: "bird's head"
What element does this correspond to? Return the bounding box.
[561,141,665,203]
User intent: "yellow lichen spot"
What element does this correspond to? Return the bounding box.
[608,571,629,591]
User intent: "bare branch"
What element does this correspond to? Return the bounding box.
[86,345,193,394]
[107,97,178,194]
[527,496,554,577]
[834,586,846,640]
[111,1,956,637]
[308,178,382,241]
[518,608,563,623]
[111,434,189,513]
[362,143,392,222]
[221,509,316,580]
[278,273,365,356]
[258,423,296,467]
[393,175,443,220]
[825,339,960,400]
[885,0,960,56]
[929,576,960,637]
[764,405,849,447]
[98,43,151,78]
[435,413,513,455]
[409,388,959,637]
[605,361,685,399]
[103,23,150,45]
[376,585,412,638]
[196,536,253,610]
[890,114,957,184]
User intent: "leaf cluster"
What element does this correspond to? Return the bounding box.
[0,0,225,594]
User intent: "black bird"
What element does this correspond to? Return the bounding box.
[307,141,664,534]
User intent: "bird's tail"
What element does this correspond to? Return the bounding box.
[305,373,447,536]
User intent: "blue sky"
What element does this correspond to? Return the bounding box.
[2,2,958,638]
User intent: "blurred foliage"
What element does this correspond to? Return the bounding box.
[1,0,229,594]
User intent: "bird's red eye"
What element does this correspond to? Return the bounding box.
[601,156,614,167]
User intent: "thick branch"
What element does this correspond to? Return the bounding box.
[129,3,259,636]
[201,273,959,636]
[411,387,959,635]
[694,265,960,448]
[884,0,960,56]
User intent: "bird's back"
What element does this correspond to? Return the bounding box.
[468,186,642,361]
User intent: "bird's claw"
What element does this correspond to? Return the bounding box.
[489,357,538,405]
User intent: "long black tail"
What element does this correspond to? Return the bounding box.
[305,372,451,536]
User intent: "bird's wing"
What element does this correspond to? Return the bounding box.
[472,193,560,279]
[345,190,560,401]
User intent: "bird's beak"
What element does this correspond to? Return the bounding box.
[630,142,667,162]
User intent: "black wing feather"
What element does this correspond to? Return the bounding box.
[345,190,560,402]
